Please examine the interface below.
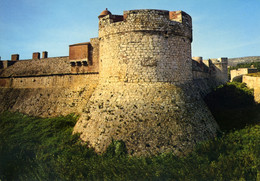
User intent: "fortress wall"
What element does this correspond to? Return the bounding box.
[230,68,258,81]
[210,58,228,84]
[192,70,210,80]
[0,74,99,117]
[0,56,70,77]
[243,75,260,88]
[243,75,260,102]
[230,68,249,81]
[0,74,98,88]
[74,82,218,156]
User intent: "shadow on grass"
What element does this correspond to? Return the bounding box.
[204,82,260,131]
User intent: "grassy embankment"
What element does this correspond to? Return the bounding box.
[0,82,259,180]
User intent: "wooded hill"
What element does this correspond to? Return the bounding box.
[228,56,260,66]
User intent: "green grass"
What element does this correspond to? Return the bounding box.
[0,82,260,180]
[0,110,259,180]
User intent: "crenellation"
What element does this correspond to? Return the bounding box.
[11,54,19,61]
[33,52,40,60]
[42,51,48,59]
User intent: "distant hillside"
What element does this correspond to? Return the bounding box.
[228,56,260,66]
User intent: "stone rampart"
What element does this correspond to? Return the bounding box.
[0,74,99,117]
[0,56,70,77]
[210,58,228,83]
[74,81,218,156]
[70,38,100,73]
[231,68,258,82]
[243,75,260,102]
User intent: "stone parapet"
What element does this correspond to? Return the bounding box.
[99,9,192,41]
[98,9,193,84]
[0,57,70,77]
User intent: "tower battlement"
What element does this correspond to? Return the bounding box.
[98,9,192,41]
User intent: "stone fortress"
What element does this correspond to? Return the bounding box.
[230,67,260,103]
[0,9,229,156]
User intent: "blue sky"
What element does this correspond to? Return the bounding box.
[0,0,259,60]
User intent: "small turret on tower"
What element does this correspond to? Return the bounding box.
[98,8,112,19]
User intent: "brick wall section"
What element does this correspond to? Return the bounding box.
[231,68,258,81]
[70,38,99,73]
[69,42,89,60]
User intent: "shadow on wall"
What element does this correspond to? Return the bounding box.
[232,75,243,82]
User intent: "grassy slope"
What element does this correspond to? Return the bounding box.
[0,82,260,180]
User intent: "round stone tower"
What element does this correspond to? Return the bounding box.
[98,9,193,84]
[74,9,219,156]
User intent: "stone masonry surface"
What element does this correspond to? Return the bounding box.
[231,68,258,82]
[0,57,70,77]
[74,9,220,156]
[0,74,99,117]
[243,75,260,103]
[74,81,219,156]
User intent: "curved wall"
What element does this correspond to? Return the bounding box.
[98,9,192,84]
[74,9,219,156]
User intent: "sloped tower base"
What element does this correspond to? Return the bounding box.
[74,81,219,156]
